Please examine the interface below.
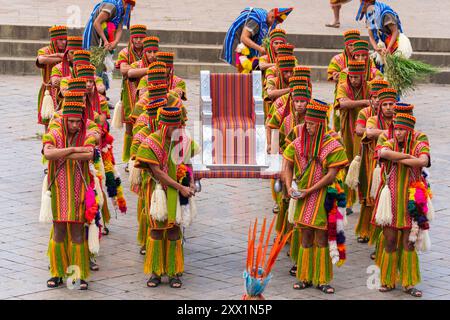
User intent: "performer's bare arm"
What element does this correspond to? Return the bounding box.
[51,76,61,88]
[44,145,91,160]
[379,148,414,162]
[119,62,131,77]
[66,148,94,161]
[366,127,387,139]
[267,87,290,100]
[367,29,380,53]
[93,11,111,46]
[385,24,399,54]
[37,53,63,65]
[240,28,265,55]
[398,154,429,168]
[338,97,370,110]
[284,160,294,196]
[128,67,147,79]
[149,164,195,198]
[355,123,366,137]
[259,61,275,71]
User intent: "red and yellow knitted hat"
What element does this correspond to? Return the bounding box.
[368,79,390,95]
[343,29,361,45]
[143,36,159,52]
[73,50,91,66]
[77,64,96,80]
[147,83,168,101]
[156,51,175,67]
[348,60,366,75]
[269,28,287,44]
[377,88,398,104]
[62,101,85,118]
[63,91,85,104]
[147,62,167,84]
[66,36,83,52]
[49,25,68,41]
[277,43,295,57]
[394,113,416,131]
[305,100,329,123]
[293,66,311,80]
[157,106,182,127]
[289,76,309,89]
[130,24,147,39]
[352,40,369,55]
[277,55,296,71]
[67,78,87,93]
[394,103,414,115]
[144,98,167,118]
[291,85,311,102]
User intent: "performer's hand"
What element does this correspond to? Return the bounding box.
[266,144,271,154]
[298,189,310,199]
[332,72,340,81]
[288,188,300,199]
[109,40,119,50]
[180,186,194,198]
[258,46,266,55]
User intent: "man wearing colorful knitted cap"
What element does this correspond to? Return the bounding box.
[60,50,106,97]
[328,29,360,132]
[221,7,293,68]
[36,25,68,127]
[77,64,107,121]
[135,105,200,289]
[83,0,137,51]
[114,25,147,166]
[346,40,383,82]
[42,88,96,290]
[352,80,390,246]
[128,36,160,86]
[373,112,431,298]
[265,43,297,82]
[335,60,370,215]
[50,36,83,109]
[155,51,187,101]
[283,101,348,294]
[259,28,287,73]
[129,97,166,256]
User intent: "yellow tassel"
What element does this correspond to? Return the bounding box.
[150,183,168,222]
[111,101,124,129]
[345,155,361,190]
[370,164,382,198]
[375,185,393,226]
[88,221,100,255]
[39,174,53,223]
[41,89,55,120]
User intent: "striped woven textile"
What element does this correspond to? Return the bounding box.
[210,73,256,165]
[194,170,279,179]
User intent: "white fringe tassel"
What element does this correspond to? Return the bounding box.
[88,221,100,255]
[427,197,435,221]
[39,174,53,223]
[128,159,142,186]
[397,33,413,59]
[111,101,124,129]
[41,89,55,120]
[375,184,393,226]
[150,183,168,222]
[287,198,297,224]
[370,165,382,199]
[175,193,182,225]
[416,229,431,252]
[345,155,361,190]
[409,221,419,243]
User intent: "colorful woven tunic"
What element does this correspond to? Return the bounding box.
[43,118,96,223]
[137,75,187,101]
[371,135,430,229]
[283,126,349,229]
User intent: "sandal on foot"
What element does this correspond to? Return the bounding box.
[147,275,161,288]
[357,237,370,243]
[404,287,422,297]
[325,22,340,28]
[293,281,312,290]
[102,227,109,236]
[379,286,395,293]
[370,251,376,260]
[317,284,335,294]
[289,265,297,277]
[47,277,63,288]
[139,246,146,255]
[90,260,99,271]
[169,276,183,288]
[79,280,88,290]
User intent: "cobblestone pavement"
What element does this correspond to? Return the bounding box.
[0,0,449,38]
[0,75,450,300]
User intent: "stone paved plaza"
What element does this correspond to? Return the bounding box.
[0,75,449,300]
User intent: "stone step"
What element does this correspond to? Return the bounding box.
[2,24,450,53]
[2,38,450,68]
[1,56,448,85]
